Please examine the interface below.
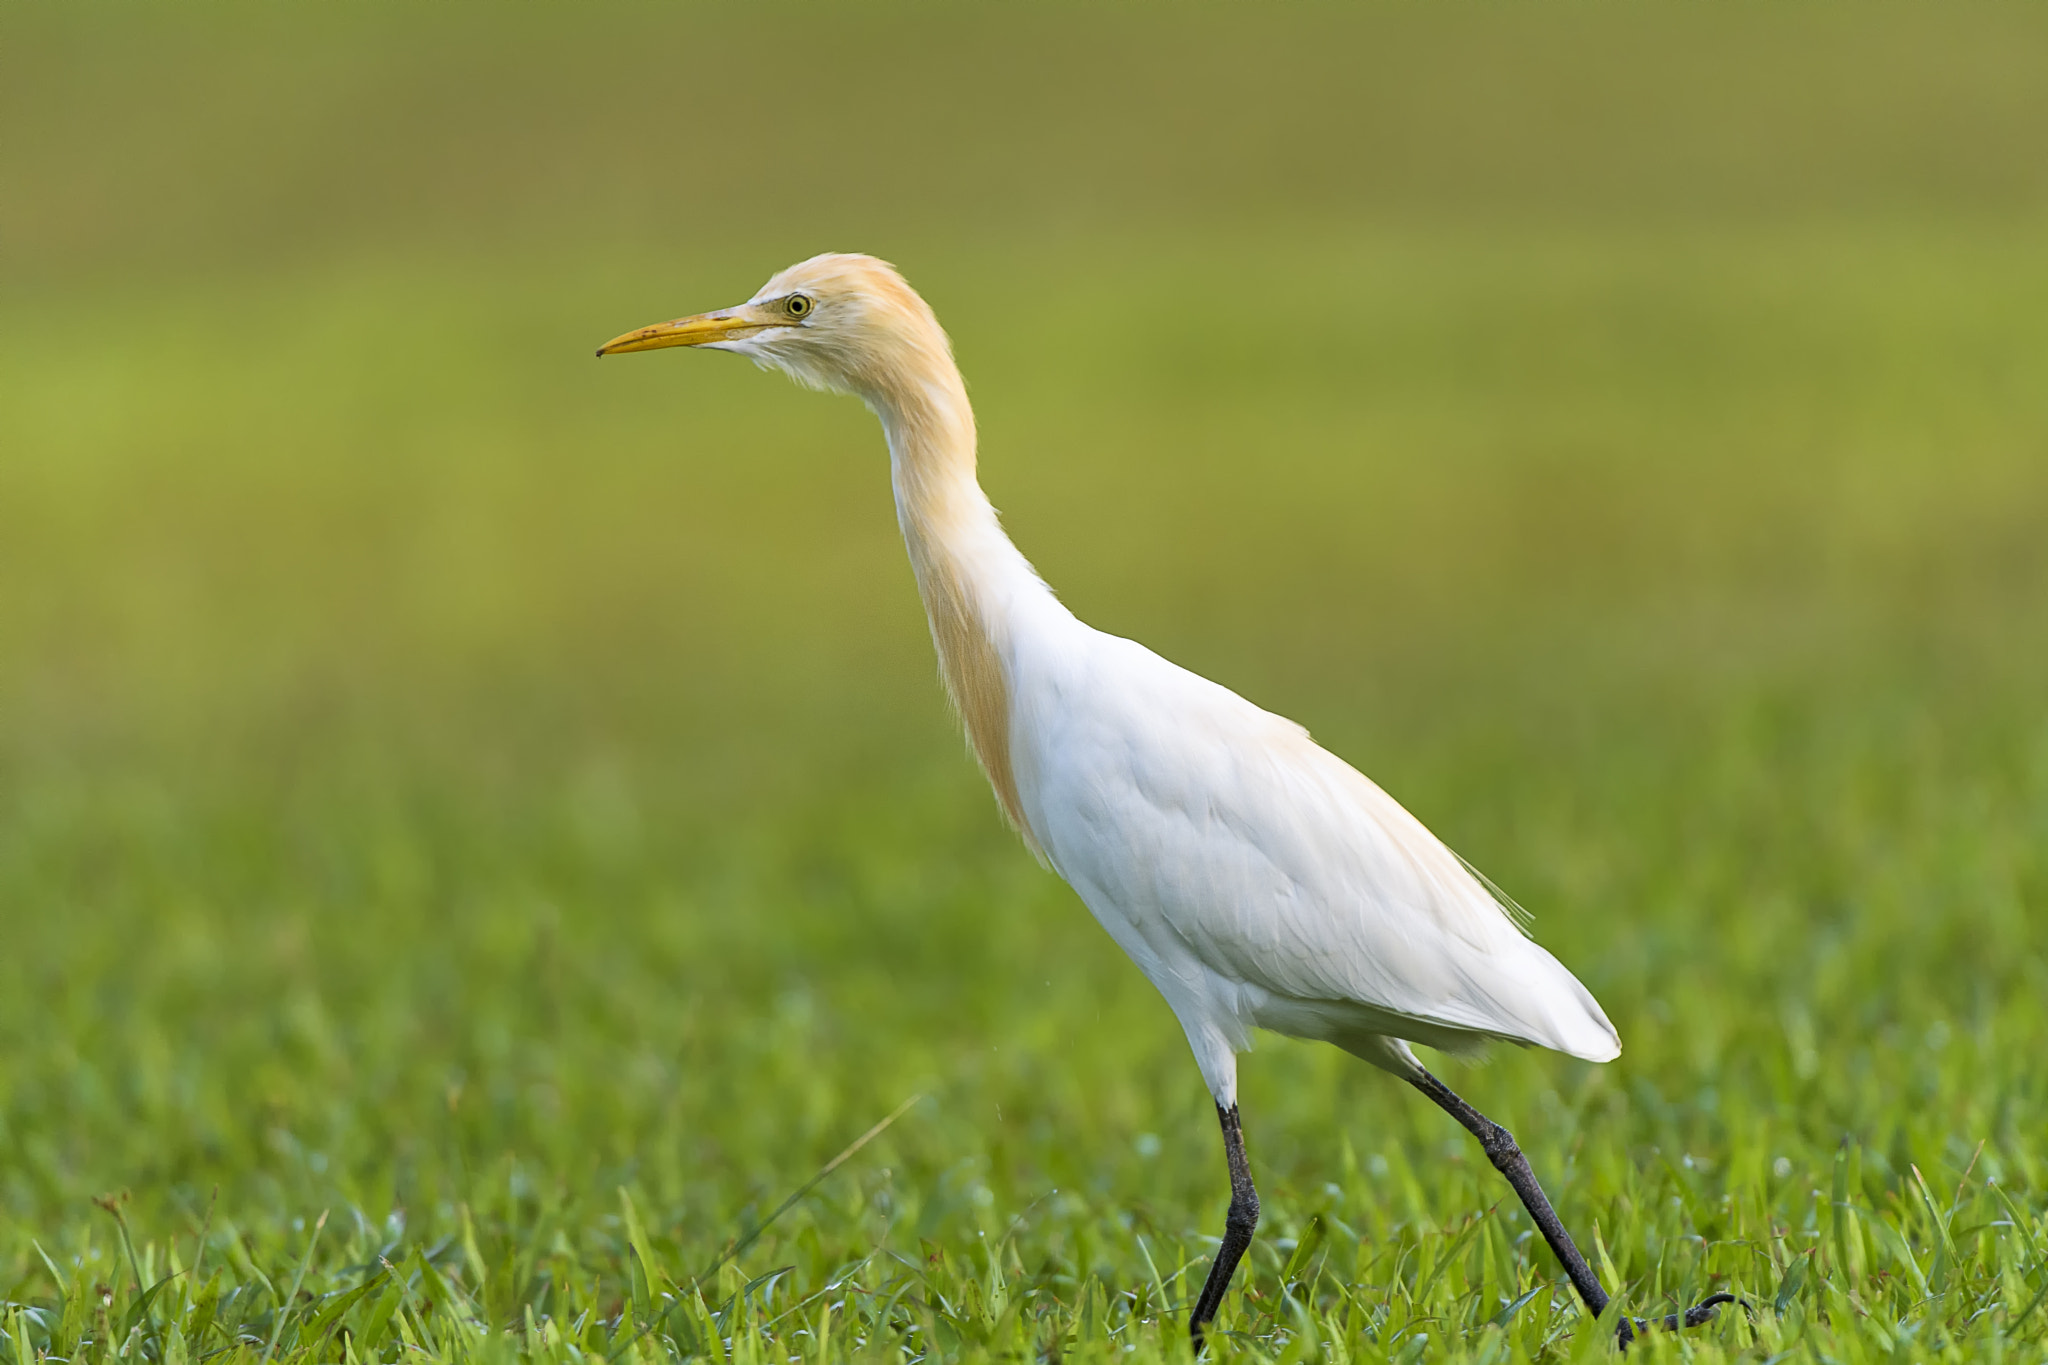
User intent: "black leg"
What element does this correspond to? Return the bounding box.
[1188,1103,1260,1351]
[1405,1065,1736,1348]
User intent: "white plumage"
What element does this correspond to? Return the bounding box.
[1010,620,1621,1099]
[599,253,1730,1348]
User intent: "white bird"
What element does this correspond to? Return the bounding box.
[598,255,1732,1348]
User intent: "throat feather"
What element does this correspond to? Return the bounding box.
[913,553,1032,848]
[885,386,1045,860]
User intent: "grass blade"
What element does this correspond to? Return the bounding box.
[260,1210,329,1365]
[606,1093,922,1363]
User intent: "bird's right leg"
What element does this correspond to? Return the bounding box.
[1188,1102,1260,1352]
[1405,1065,1735,1348]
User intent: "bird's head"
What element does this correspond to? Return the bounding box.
[597,253,951,406]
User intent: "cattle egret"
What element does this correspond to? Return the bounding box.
[598,255,1733,1348]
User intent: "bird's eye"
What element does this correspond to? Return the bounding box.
[785,294,814,319]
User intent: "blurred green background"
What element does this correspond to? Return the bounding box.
[3,4,2047,1362]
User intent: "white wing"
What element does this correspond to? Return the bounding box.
[1011,626,1620,1082]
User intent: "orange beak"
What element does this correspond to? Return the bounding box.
[595,306,769,357]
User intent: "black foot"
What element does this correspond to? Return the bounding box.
[1615,1293,1743,1348]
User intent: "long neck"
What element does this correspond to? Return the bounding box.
[871,356,1054,855]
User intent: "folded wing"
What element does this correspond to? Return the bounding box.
[1021,632,1620,1064]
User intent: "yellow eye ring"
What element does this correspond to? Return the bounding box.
[785,294,814,319]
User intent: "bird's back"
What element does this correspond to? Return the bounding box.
[1009,620,1621,1074]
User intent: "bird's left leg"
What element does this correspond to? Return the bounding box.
[1188,1102,1259,1353]
[1404,1065,1735,1348]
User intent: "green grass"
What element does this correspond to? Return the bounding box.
[5,6,2048,1363]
